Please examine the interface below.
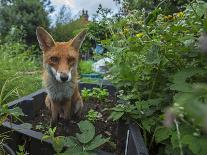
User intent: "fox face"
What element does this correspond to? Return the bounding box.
[36,27,87,82]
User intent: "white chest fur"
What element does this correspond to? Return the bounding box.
[45,77,74,102]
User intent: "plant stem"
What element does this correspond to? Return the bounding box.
[174,119,183,155]
[148,62,161,98]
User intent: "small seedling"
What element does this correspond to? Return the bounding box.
[81,88,92,102]
[35,122,49,132]
[86,109,102,123]
[16,145,28,155]
[92,88,109,102]
[81,87,109,103]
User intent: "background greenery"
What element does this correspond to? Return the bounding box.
[87,1,207,154]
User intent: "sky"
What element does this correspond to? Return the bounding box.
[50,0,120,20]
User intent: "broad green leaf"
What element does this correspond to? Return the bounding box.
[170,132,179,149]
[85,135,110,151]
[182,135,200,154]
[141,117,155,132]
[76,120,95,144]
[107,111,124,121]
[170,68,206,92]
[155,127,171,143]
[63,136,78,147]
[53,137,65,153]
[60,145,83,155]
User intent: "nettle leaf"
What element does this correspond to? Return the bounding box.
[145,45,161,65]
[170,68,206,92]
[63,136,78,148]
[107,111,124,121]
[155,127,171,143]
[141,117,156,132]
[193,1,207,17]
[76,120,95,144]
[60,145,83,155]
[85,134,110,151]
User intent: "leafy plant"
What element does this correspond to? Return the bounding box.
[91,88,109,103]
[86,109,102,123]
[16,145,28,155]
[0,78,25,154]
[79,60,94,74]
[88,0,207,154]
[81,88,109,103]
[81,88,92,102]
[43,120,109,155]
[0,42,41,103]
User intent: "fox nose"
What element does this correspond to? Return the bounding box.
[60,73,68,82]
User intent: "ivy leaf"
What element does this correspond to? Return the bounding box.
[85,135,110,151]
[155,127,171,143]
[76,120,95,144]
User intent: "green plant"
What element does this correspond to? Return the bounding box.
[0,78,25,154]
[81,88,109,103]
[86,109,102,123]
[16,145,28,155]
[92,88,109,102]
[88,0,207,154]
[79,60,94,74]
[0,42,41,103]
[43,120,109,155]
[81,88,92,102]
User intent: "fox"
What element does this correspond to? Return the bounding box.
[36,27,87,123]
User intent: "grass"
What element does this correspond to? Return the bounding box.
[0,42,42,103]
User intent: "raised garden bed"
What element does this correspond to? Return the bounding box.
[1,83,149,155]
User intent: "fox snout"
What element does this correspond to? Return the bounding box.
[51,67,72,82]
[60,73,69,82]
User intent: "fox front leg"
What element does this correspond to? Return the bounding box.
[62,100,72,120]
[45,96,60,123]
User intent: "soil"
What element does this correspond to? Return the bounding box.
[25,95,123,154]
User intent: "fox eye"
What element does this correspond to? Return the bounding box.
[68,57,75,64]
[50,56,59,63]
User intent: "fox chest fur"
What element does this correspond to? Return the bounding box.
[44,72,75,102]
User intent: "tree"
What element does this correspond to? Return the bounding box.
[0,0,53,44]
[115,0,191,15]
[56,5,72,25]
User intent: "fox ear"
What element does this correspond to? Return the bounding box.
[36,27,55,51]
[71,29,87,50]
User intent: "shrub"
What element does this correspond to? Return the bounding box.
[90,1,207,154]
